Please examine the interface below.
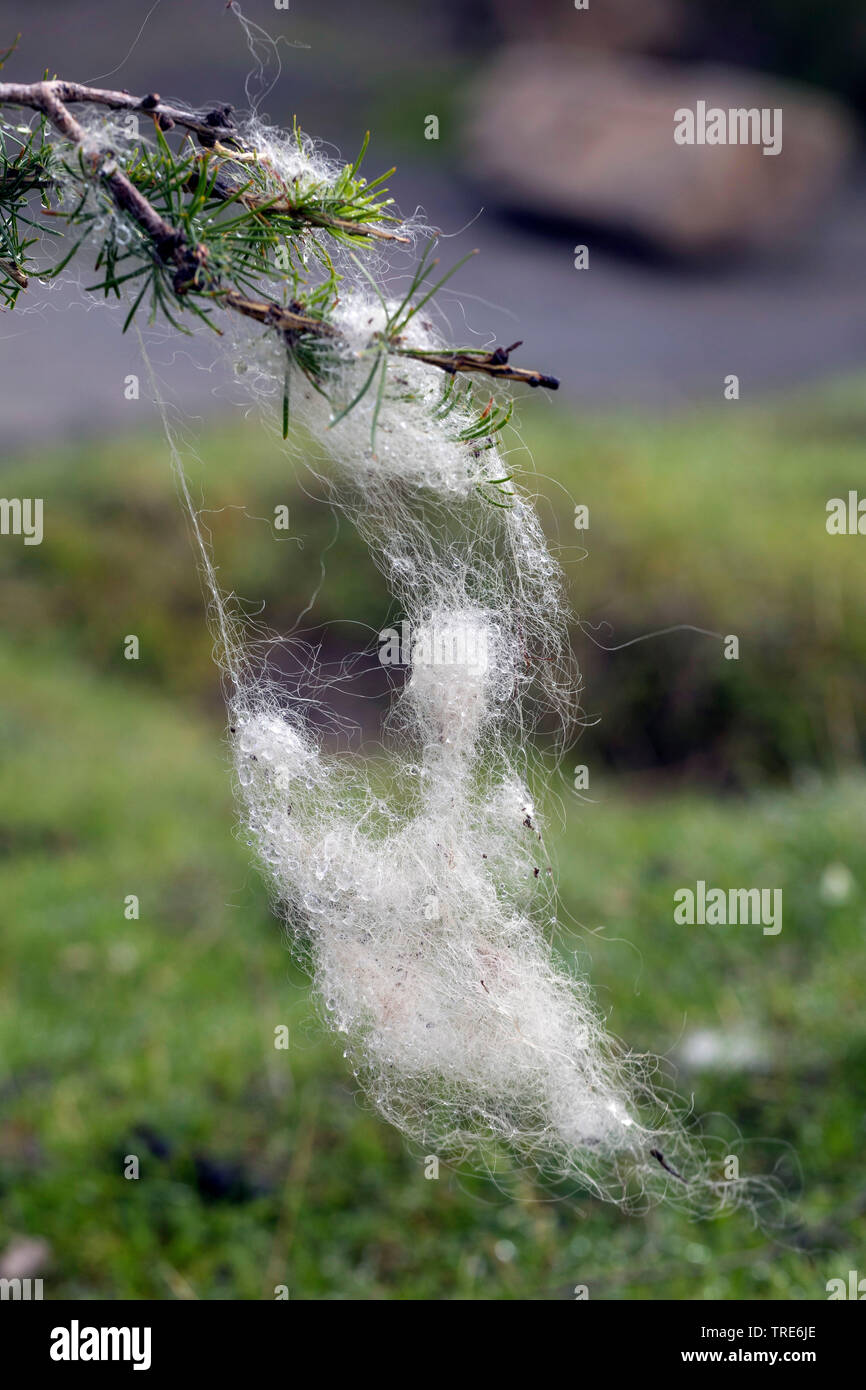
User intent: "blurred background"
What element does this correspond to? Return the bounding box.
[1,0,866,1299]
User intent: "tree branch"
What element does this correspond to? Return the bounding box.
[397,343,560,391]
[0,77,560,392]
[0,78,239,142]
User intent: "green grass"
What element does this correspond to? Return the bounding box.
[3,377,866,777]
[2,382,866,1298]
[526,379,866,778]
[1,638,864,1299]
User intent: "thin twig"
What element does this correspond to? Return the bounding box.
[398,344,560,391]
[0,78,239,141]
[650,1147,688,1184]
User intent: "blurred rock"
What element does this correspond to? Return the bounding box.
[464,48,857,257]
[0,1236,51,1280]
[491,0,687,54]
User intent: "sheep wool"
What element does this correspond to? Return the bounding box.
[126,112,755,1212]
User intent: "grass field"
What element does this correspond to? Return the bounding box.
[1,382,865,1299]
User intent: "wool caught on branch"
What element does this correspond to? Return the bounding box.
[0,67,765,1214]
